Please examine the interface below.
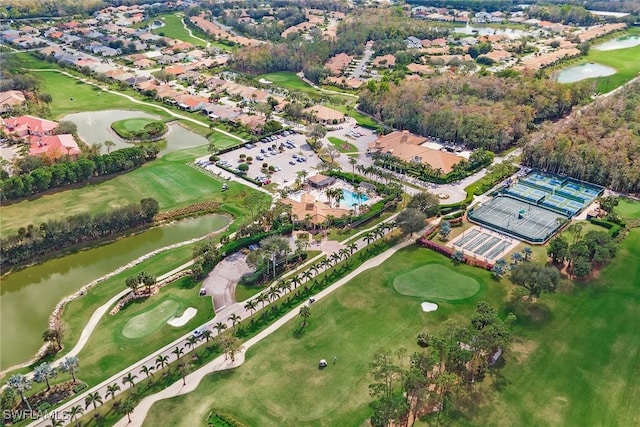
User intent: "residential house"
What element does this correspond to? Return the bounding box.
[202,104,241,121]
[372,54,396,68]
[0,91,26,114]
[325,53,353,76]
[29,134,80,160]
[3,115,58,137]
[282,192,349,226]
[235,114,266,133]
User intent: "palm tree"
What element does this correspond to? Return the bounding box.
[186,335,200,357]
[522,247,533,261]
[512,252,523,264]
[324,187,335,207]
[125,275,139,296]
[348,156,358,183]
[363,231,376,249]
[171,346,185,364]
[201,329,213,349]
[333,188,344,208]
[244,299,258,318]
[121,372,138,389]
[84,391,103,417]
[33,362,56,391]
[299,305,311,328]
[347,242,358,255]
[66,405,84,427]
[106,383,121,403]
[119,398,135,423]
[214,322,228,335]
[330,252,341,266]
[301,269,313,284]
[48,419,63,427]
[267,287,280,302]
[256,294,267,310]
[228,313,242,329]
[139,365,155,383]
[104,140,116,154]
[339,248,350,261]
[8,375,32,412]
[290,274,302,289]
[280,279,292,295]
[60,356,80,384]
[155,354,170,375]
[177,362,188,386]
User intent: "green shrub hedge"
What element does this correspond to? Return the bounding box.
[590,218,622,237]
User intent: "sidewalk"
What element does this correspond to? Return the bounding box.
[114,236,415,426]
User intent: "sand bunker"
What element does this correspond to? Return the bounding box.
[421,302,438,312]
[167,307,197,327]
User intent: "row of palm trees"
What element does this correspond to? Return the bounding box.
[240,220,397,320]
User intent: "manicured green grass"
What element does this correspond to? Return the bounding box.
[258,72,314,92]
[615,198,640,219]
[392,264,480,301]
[1,147,270,234]
[111,118,166,139]
[151,13,207,47]
[328,136,357,153]
[208,131,242,150]
[60,245,196,354]
[76,276,214,385]
[467,229,640,426]
[557,28,640,93]
[121,299,182,339]
[142,245,506,427]
[328,103,378,129]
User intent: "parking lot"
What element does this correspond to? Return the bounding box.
[194,123,379,190]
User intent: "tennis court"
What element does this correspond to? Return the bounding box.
[452,227,516,261]
[468,195,563,243]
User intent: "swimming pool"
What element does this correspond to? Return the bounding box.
[341,189,369,208]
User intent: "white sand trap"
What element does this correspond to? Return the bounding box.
[167,307,197,327]
[421,302,438,312]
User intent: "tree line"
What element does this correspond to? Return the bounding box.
[522,81,640,193]
[368,302,514,426]
[358,75,593,152]
[1,147,157,201]
[1,198,159,270]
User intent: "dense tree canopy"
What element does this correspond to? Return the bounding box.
[1,198,159,269]
[359,75,593,152]
[522,81,640,192]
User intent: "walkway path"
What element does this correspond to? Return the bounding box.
[114,236,415,427]
[177,13,210,48]
[27,69,244,142]
[27,215,399,426]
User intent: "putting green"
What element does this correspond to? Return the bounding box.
[121,300,180,339]
[392,264,480,301]
[111,118,167,140]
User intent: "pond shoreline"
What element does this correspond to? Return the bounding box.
[1,208,230,277]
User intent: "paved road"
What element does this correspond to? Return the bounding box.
[351,43,374,79]
[113,235,416,427]
[27,214,399,427]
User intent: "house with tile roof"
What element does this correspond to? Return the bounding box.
[29,134,80,160]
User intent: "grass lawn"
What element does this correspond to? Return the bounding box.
[615,198,640,219]
[327,136,357,153]
[75,276,214,385]
[557,28,640,93]
[467,229,640,426]
[121,299,182,338]
[142,245,506,427]
[111,118,166,139]
[393,264,480,301]
[258,72,313,92]
[208,131,242,150]
[1,146,270,234]
[328,103,378,129]
[151,13,206,47]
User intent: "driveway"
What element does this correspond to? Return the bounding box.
[201,252,252,312]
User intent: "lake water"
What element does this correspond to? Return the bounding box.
[556,63,617,83]
[454,24,527,39]
[0,214,229,369]
[594,36,640,51]
[62,110,208,155]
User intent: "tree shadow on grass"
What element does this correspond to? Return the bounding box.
[292,325,307,339]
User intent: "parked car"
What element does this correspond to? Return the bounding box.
[256,155,264,161]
